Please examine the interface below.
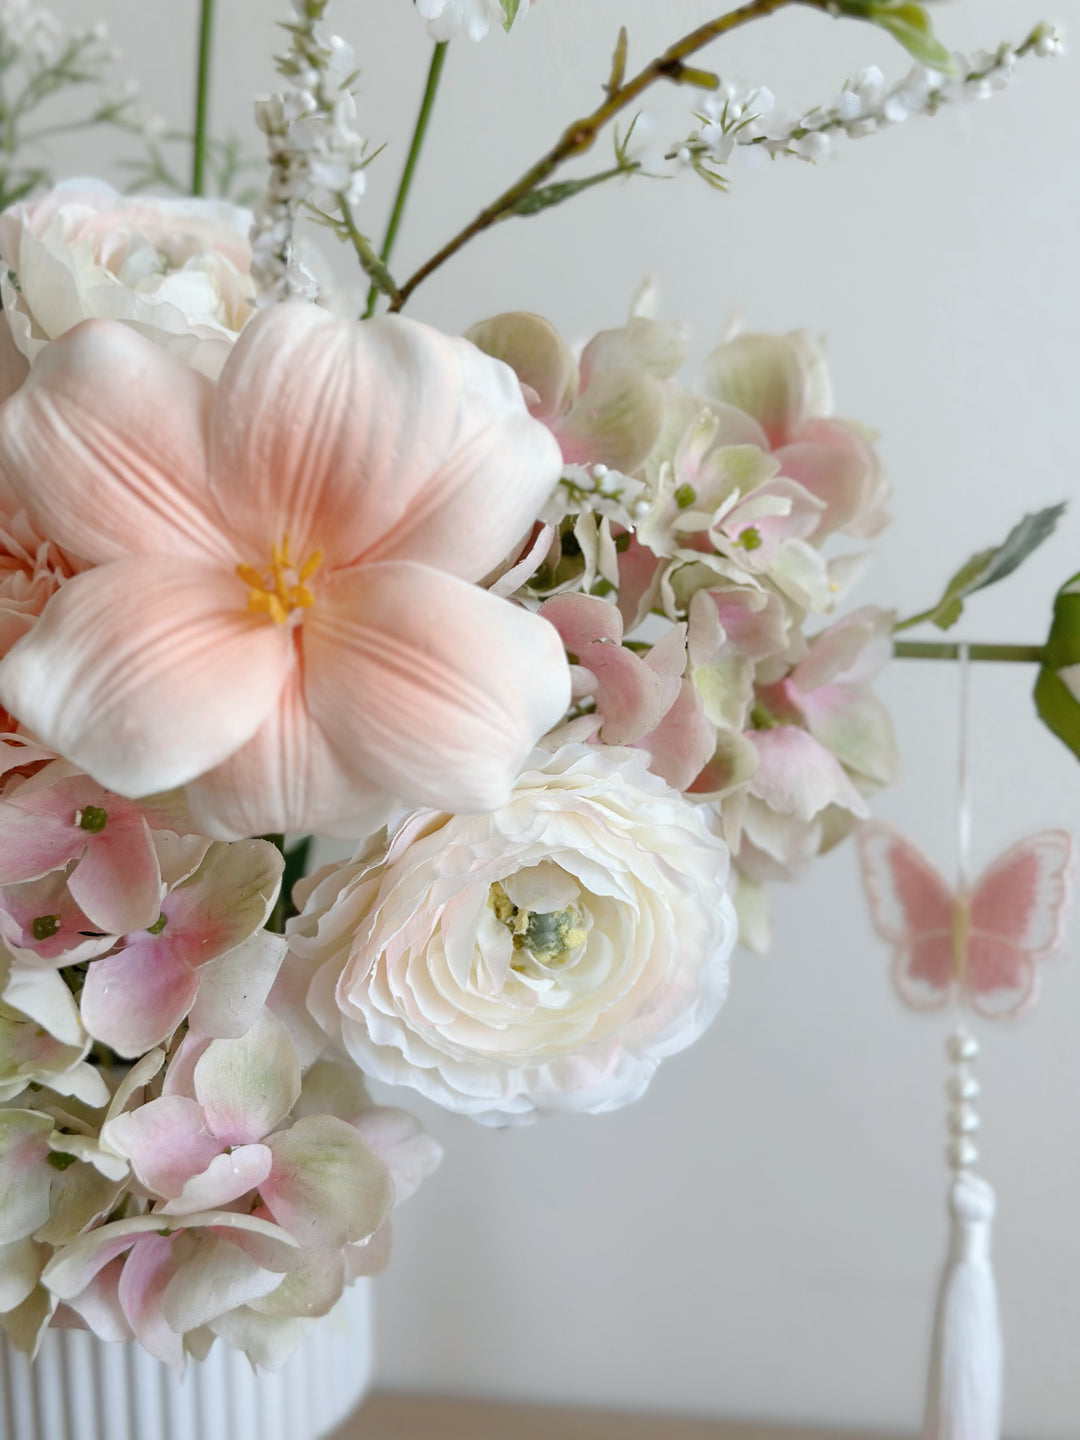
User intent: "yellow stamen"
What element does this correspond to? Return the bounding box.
[238,534,325,625]
[299,549,324,582]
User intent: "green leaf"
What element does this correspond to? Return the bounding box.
[1033,572,1080,761]
[836,1,957,73]
[897,504,1066,632]
[1035,666,1080,761]
[500,0,521,32]
[511,163,635,216]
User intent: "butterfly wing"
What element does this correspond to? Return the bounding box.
[857,822,957,1011]
[966,830,1077,1018]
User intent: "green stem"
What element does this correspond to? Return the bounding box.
[191,0,216,196]
[364,41,448,320]
[341,197,402,307]
[893,641,1046,663]
[391,0,827,310]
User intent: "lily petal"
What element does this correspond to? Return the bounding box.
[185,668,394,840]
[0,319,230,564]
[0,558,293,797]
[305,561,570,813]
[209,305,560,583]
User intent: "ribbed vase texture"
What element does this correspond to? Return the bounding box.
[0,1280,373,1440]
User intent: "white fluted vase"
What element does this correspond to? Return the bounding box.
[0,1280,373,1440]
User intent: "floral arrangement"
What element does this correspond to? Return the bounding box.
[0,0,1071,1373]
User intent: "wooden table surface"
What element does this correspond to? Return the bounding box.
[334,1394,907,1440]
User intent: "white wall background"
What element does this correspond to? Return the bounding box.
[45,0,1080,1433]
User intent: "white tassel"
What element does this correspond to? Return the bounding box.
[923,1028,1003,1440]
[923,1172,1002,1440]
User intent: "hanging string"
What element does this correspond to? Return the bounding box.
[923,639,1003,1440]
[956,640,973,895]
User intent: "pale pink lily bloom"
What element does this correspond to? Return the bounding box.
[0,305,570,837]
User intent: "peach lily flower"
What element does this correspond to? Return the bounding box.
[0,305,570,836]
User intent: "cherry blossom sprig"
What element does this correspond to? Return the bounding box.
[668,22,1065,182]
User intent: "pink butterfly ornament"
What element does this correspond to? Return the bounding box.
[858,823,1076,1020]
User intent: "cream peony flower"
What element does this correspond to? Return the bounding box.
[0,181,255,379]
[288,745,736,1124]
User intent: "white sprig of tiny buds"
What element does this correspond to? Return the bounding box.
[251,0,371,304]
[669,23,1065,175]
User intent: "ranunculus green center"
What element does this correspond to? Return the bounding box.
[488,881,586,968]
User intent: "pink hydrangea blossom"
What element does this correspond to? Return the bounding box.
[467,310,687,475]
[699,330,890,541]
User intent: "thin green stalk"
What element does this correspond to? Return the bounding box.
[364,41,448,319]
[893,641,1045,664]
[191,0,216,196]
[391,0,816,310]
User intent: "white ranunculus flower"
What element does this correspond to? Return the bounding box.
[288,745,735,1125]
[0,181,255,379]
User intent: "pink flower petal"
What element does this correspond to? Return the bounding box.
[187,931,288,1040]
[304,560,570,813]
[774,441,871,541]
[80,941,199,1057]
[62,1256,133,1343]
[540,593,623,652]
[615,535,663,634]
[749,726,869,822]
[0,558,293,797]
[262,1116,393,1250]
[103,1096,222,1198]
[117,1234,184,1368]
[586,643,670,746]
[208,306,561,583]
[0,320,232,564]
[699,332,830,447]
[160,1144,273,1216]
[67,810,161,935]
[193,1011,300,1147]
[554,366,665,474]
[634,679,714,791]
[153,838,281,971]
[160,1233,284,1334]
[0,869,111,963]
[0,775,100,884]
[185,667,394,839]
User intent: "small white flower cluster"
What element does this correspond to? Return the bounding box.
[251,0,370,304]
[672,23,1065,175]
[0,0,162,206]
[542,462,647,529]
[0,0,111,71]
